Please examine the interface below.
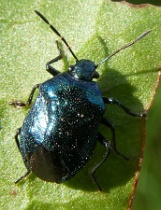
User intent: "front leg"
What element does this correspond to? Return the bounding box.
[9,84,40,107]
[46,40,63,76]
[102,96,146,117]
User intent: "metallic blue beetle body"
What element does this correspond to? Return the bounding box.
[20,67,105,183]
[10,11,150,190]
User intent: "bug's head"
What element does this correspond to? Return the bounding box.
[68,59,99,81]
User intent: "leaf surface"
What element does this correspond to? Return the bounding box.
[1,1,161,210]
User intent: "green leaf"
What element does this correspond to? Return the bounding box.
[1,1,161,210]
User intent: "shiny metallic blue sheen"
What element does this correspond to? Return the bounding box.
[20,72,105,183]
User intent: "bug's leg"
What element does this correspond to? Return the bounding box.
[15,128,21,152]
[14,128,31,184]
[46,40,63,76]
[14,170,31,184]
[101,117,128,160]
[90,133,111,191]
[102,96,147,117]
[9,84,40,107]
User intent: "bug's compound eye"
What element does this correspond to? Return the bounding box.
[68,65,75,72]
[94,64,98,69]
[92,71,99,79]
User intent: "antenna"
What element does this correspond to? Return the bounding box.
[35,10,79,61]
[97,30,152,66]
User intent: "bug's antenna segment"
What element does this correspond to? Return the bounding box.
[97,30,152,66]
[35,10,79,61]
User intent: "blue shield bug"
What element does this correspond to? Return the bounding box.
[10,10,151,191]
